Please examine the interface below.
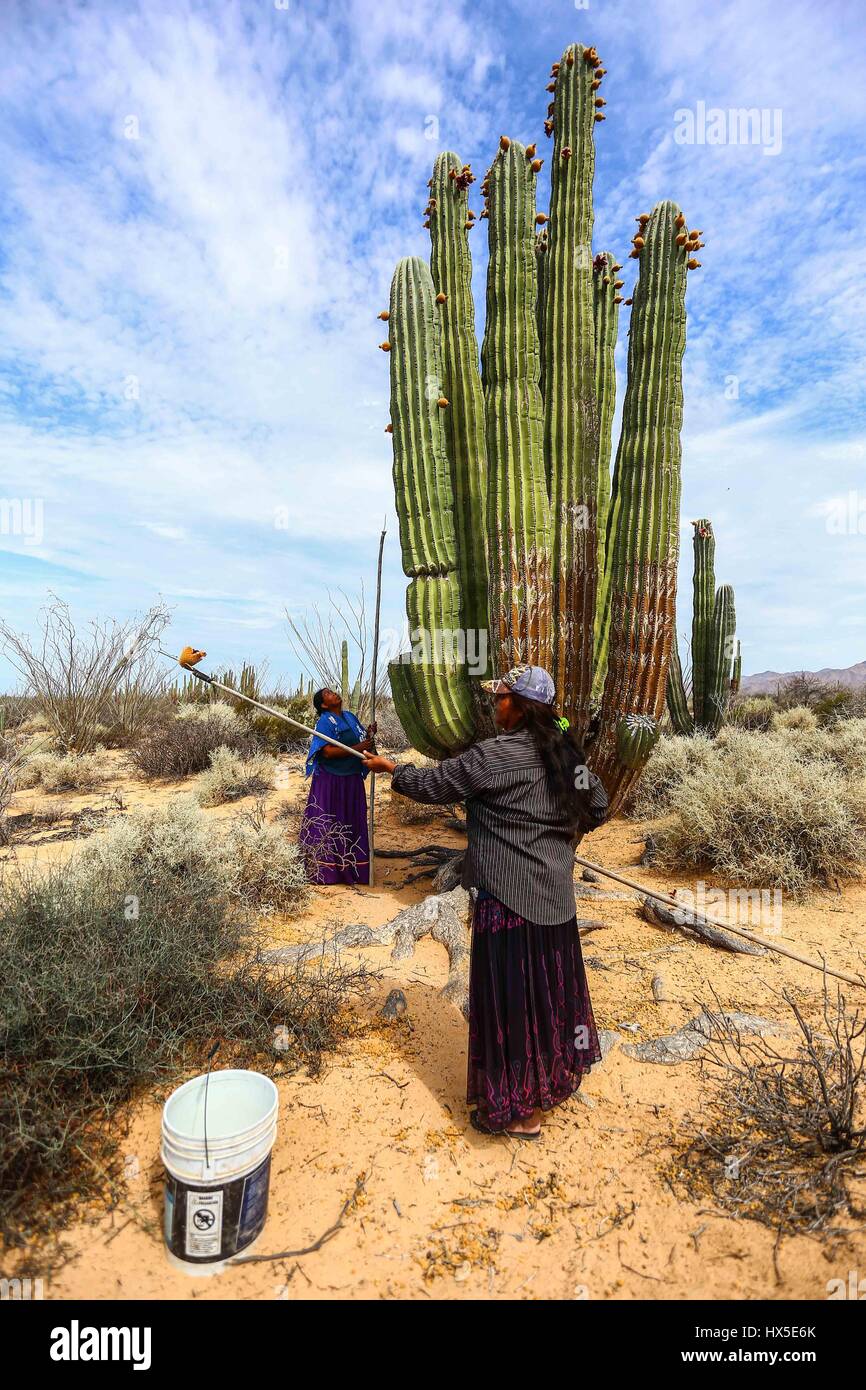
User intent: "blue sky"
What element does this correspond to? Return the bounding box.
[0,0,864,690]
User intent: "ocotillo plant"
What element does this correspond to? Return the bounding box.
[666,520,739,736]
[383,41,701,812]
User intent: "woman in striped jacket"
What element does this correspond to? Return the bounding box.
[362,664,607,1140]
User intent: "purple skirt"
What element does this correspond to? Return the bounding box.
[467,894,602,1131]
[300,766,369,885]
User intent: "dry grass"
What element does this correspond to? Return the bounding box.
[194,746,276,807]
[15,750,115,794]
[648,727,866,893]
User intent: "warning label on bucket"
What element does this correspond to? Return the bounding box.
[185,1188,224,1258]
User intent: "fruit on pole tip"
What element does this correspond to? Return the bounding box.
[178,646,206,669]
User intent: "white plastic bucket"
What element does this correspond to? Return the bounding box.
[161,1069,278,1274]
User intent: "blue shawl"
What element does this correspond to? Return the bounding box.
[305,709,369,779]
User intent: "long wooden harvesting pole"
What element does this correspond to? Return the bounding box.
[573,854,866,990]
[166,649,366,758]
[367,521,387,887]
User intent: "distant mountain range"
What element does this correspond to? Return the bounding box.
[740,660,866,695]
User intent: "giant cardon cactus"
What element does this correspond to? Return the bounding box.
[666,519,739,737]
[383,42,702,813]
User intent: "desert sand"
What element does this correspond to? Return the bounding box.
[4,750,865,1301]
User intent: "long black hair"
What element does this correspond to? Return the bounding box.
[509,693,602,835]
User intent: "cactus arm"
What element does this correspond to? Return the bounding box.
[703,583,736,735]
[731,638,742,694]
[544,43,600,736]
[665,630,694,734]
[482,139,552,674]
[591,250,621,681]
[590,201,690,811]
[387,256,477,755]
[340,639,350,706]
[689,519,715,729]
[429,153,490,655]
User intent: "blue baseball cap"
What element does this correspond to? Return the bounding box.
[481,663,556,705]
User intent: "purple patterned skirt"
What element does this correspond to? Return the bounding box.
[299,767,369,885]
[467,893,602,1131]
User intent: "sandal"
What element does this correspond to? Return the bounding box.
[470,1110,541,1141]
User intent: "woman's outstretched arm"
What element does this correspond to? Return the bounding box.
[363,742,492,804]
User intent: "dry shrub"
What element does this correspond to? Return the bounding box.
[672,989,866,1237]
[223,803,311,914]
[15,751,114,794]
[773,705,818,732]
[194,746,276,807]
[132,709,258,779]
[0,797,365,1249]
[730,695,777,731]
[628,733,714,819]
[655,728,866,893]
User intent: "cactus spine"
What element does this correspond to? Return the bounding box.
[482,140,551,673]
[666,520,739,736]
[385,43,701,811]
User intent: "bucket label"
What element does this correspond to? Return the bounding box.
[185,1188,224,1258]
[237,1156,271,1249]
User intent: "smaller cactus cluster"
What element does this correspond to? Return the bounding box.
[666,520,739,737]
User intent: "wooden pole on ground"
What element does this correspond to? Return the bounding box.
[573,853,866,990]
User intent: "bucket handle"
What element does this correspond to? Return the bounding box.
[202,1041,221,1178]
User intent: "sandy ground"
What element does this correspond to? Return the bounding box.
[3,748,866,1301]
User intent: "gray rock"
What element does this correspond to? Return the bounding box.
[623,1009,791,1065]
[597,1029,620,1061]
[379,989,408,1021]
[581,868,600,884]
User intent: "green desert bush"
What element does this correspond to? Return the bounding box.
[194,746,276,807]
[628,733,714,819]
[132,708,258,779]
[772,705,818,733]
[0,797,360,1248]
[653,728,866,893]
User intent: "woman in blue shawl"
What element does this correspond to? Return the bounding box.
[300,688,376,885]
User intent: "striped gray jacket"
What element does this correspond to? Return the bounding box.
[390,729,608,925]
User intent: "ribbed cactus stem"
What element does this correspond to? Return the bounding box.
[591,250,620,676]
[482,140,552,673]
[429,153,489,653]
[340,640,350,705]
[535,228,548,400]
[593,200,689,809]
[387,255,476,755]
[703,583,736,735]
[666,631,693,735]
[690,519,715,729]
[544,42,599,735]
[731,638,742,694]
